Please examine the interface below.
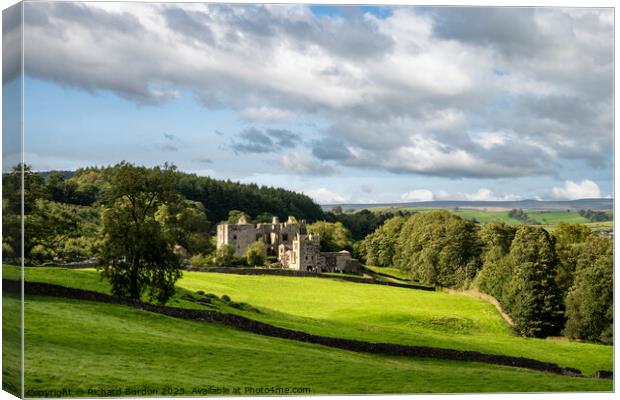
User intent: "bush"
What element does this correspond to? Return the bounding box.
[229,301,260,313]
[29,245,56,265]
[245,240,267,267]
[2,242,14,259]
[189,253,213,269]
[221,294,231,303]
[213,244,235,267]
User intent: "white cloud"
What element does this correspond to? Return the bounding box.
[435,188,523,201]
[304,188,347,204]
[17,3,613,179]
[471,131,511,150]
[401,189,434,202]
[240,106,294,122]
[400,187,523,202]
[551,180,601,200]
[278,152,334,176]
[384,136,535,178]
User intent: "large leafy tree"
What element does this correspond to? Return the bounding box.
[155,199,213,255]
[474,221,516,299]
[307,221,352,252]
[394,211,481,288]
[564,235,613,344]
[501,226,564,338]
[99,162,182,304]
[2,164,83,264]
[26,199,82,263]
[245,240,267,267]
[361,216,407,267]
[325,209,413,241]
[552,222,592,297]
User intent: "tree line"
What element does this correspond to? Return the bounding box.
[359,211,612,344]
[2,162,371,302]
[39,165,325,223]
[578,209,612,222]
[4,162,612,341]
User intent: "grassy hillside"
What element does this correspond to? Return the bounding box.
[364,265,412,281]
[453,210,590,225]
[178,272,612,375]
[363,206,610,227]
[5,266,612,376]
[12,294,611,394]
[2,291,21,397]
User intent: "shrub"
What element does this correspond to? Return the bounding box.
[189,253,212,269]
[213,244,235,267]
[245,240,267,267]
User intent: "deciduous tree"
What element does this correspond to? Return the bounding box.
[245,240,267,267]
[307,221,352,252]
[99,162,181,304]
[393,211,481,288]
[564,235,613,343]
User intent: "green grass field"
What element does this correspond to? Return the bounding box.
[4,265,613,380]
[178,272,612,376]
[10,294,611,395]
[367,206,612,227]
[363,265,412,281]
[2,289,22,397]
[453,210,591,225]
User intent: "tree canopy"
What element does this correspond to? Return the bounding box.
[307,221,352,252]
[360,216,407,267]
[99,162,182,304]
[564,235,613,344]
[393,210,481,288]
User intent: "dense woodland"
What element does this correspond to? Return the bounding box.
[360,211,613,344]
[2,163,613,343]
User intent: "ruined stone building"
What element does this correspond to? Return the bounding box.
[217,216,360,274]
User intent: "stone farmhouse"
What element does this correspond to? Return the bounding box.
[216,216,361,274]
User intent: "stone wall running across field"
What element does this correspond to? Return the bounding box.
[4,279,599,379]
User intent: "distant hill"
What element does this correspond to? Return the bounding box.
[322,199,614,212]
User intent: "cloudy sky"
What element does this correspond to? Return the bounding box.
[7,3,614,203]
